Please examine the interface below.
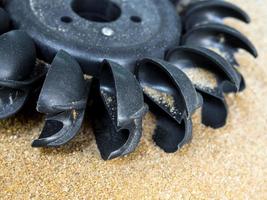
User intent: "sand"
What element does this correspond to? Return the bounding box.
[0,0,267,199]
[182,67,218,89]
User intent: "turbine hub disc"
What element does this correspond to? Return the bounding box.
[5,0,181,75]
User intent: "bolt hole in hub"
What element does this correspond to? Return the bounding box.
[71,0,121,23]
[130,16,142,23]
[61,16,73,23]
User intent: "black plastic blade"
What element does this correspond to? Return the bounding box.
[135,58,202,152]
[197,89,228,128]
[0,89,29,119]
[0,30,43,119]
[93,60,147,160]
[182,23,257,92]
[182,24,258,66]
[165,46,241,128]
[183,0,250,31]
[32,50,90,147]
[223,69,246,93]
[147,95,193,152]
[153,117,193,153]
[0,8,10,34]
[166,46,241,91]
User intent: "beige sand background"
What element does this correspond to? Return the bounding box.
[0,0,267,199]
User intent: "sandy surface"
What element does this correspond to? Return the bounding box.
[0,0,267,199]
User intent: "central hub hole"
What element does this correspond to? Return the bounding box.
[71,0,121,23]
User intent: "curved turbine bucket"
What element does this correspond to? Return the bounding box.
[92,60,148,160]
[182,0,251,31]
[0,30,46,119]
[182,23,257,92]
[32,50,91,147]
[166,46,241,128]
[136,58,202,152]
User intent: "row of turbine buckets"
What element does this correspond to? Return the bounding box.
[0,0,257,160]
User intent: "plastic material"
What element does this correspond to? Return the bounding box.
[0,0,259,160]
[182,0,258,93]
[135,58,202,152]
[5,0,181,75]
[166,46,241,128]
[183,0,251,31]
[0,8,10,34]
[32,51,91,147]
[0,30,46,119]
[93,60,147,160]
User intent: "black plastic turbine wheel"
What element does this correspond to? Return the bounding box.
[0,0,257,160]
